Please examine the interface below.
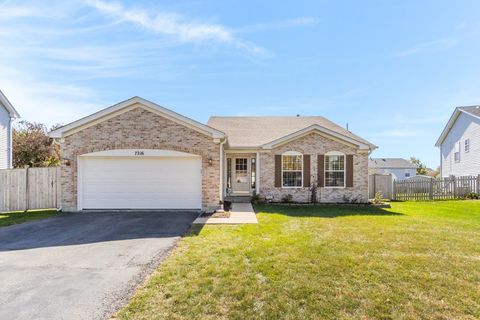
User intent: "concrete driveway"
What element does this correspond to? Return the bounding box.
[0,211,198,320]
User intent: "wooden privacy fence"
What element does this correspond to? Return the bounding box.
[369,174,393,199]
[0,167,61,212]
[393,175,480,201]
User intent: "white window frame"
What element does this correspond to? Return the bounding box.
[324,151,346,189]
[465,139,470,153]
[281,151,303,188]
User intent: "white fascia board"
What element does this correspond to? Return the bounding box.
[435,108,461,147]
[261,124,374,151]
[0,90,20,118]
[49,96,225,139]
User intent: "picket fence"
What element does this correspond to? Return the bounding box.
[393,175,480,201]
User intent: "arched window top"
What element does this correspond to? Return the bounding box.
[325,150,345,156]
[282,150,303,156]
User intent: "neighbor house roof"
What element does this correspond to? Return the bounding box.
[49,96,226,139]
[0,90,20,118]
[207,116,376,150]
[369,158,417,169]
[435,106,480,147]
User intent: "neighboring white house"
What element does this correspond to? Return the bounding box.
[0,90,20,169]
[368,158,417,180]
[436,106,480,177]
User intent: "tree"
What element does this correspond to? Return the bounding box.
[13,121,61,168]
[409,157,428,175]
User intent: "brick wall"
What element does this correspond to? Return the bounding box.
[60,105,221,211]
[259,132,369,203]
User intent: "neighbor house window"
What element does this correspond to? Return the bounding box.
[282,151,303,187]
[325,152,345,187]
[454,141,461,162]
[465,139,470,153]
[405,172,410,178]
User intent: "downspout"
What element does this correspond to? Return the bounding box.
[219,138,227,204]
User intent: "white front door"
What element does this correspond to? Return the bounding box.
[79,154,202,210]
[232,158,251,194]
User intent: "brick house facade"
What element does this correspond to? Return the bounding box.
[50,97,375,211]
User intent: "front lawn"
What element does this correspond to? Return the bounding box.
[117,201,480,320]
[0,209,60,227]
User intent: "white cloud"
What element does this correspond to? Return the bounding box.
[83,0,265,54]
[235,17,320,33]
[397,37,459,57]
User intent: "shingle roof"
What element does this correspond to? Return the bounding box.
[207,116,374,148]
[459,106,480,118]
[369,158,417,169]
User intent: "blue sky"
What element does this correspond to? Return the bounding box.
[1,0,480,168]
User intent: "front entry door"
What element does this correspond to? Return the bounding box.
[232,158,250,194]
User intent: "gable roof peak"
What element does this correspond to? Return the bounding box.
[0,90,20,118]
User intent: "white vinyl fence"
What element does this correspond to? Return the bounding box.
[0,167,61,212]
[369,174,393,199]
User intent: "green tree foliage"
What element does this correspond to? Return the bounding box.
[13,121,61,168]
[409,156,428,175]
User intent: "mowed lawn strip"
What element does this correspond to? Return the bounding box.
[0,209,60,227]
[117,201,480,320]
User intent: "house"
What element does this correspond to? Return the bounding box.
[49,97,376,212]
[0,90,20,169]
[368,158,417,180]
[436,106,480,177]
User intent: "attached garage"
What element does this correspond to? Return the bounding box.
[78,149,202,210]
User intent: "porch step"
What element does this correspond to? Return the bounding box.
[225,196,252,203]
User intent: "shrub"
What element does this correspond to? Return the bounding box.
[465,192,479,200]
[373,191,383,204]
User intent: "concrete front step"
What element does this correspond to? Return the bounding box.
[225,196,252,203]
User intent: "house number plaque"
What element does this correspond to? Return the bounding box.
[134,151,145,156]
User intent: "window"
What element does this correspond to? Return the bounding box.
[251,158,256,189]
[465,139,470,153]
[282,152,303,187]
[226,158,232,190]
[454,141,461,162]
[325,152,345,187]
[405,172,410,178]
[235,158,248,183]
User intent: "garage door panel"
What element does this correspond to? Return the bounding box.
[81,156,202,210]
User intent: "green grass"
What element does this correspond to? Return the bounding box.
[0,209,60,227]
[117,201,480,320]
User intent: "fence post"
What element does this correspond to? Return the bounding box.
[477,174,480,194]
[392,180,396,201]
[452,175,457,198]
[429,178,433,200]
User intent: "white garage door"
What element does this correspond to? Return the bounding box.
[79,152,202,210]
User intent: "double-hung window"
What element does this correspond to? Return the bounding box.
[325,152,345,187]
[282,152,303,187]
[454,142,461,162]
[465,139,470,153]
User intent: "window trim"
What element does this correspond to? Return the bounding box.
[281,151,303,188]
[324,151,346,189]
